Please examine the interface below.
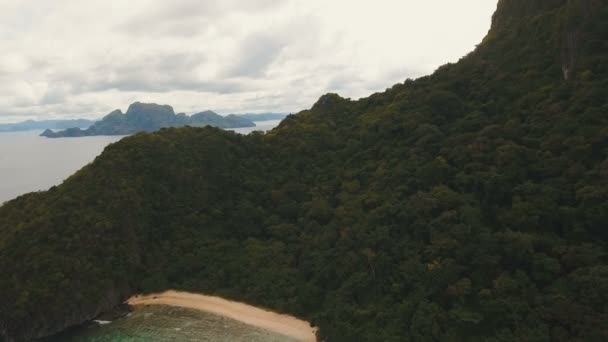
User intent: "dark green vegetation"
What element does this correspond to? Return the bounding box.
[0,119,95,133]
[40,103,255,138]
[2,0,608,340]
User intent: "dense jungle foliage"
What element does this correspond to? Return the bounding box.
[1,0,607,340]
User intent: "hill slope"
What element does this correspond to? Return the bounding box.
[1,0,607,341]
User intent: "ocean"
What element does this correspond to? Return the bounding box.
[48,305,297,342]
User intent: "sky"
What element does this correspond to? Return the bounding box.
[0,0,499,122]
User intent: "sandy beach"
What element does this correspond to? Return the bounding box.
[127,290,317,342]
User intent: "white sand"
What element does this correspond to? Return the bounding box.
[127,290,317,342]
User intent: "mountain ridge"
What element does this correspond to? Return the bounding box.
[40,102,256,138]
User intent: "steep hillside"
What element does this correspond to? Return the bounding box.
[1,0,607,341]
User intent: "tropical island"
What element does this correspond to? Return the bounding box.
[40,102,260,138]
[234,113,287,121]
[1,1,607,341]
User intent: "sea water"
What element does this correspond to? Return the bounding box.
[49,305,297,342]
[0,131,123,203]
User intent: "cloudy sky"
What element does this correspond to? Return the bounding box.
[0,0,498,122]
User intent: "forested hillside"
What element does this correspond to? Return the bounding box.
[1,0,607,341]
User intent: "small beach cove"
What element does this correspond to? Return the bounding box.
[47,291,317,342]
[127,291,318,342]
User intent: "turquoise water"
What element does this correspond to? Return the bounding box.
[50,305,298,342]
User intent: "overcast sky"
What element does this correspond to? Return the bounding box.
[0,0,498,122]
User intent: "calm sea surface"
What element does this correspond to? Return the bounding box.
[49,305,296,342]
[0,131,124,204]
[0,120,281,204]
[229,119,282,135]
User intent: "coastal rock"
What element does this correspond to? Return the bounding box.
[39,129,56,138]
[2,286,131,341]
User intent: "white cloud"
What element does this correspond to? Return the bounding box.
[0,53,29,74]
[0,0,498,122]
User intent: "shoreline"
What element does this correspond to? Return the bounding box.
[127,290,317,342]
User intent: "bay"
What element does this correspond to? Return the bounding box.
[48,305,297,342]
[0,131,123,204]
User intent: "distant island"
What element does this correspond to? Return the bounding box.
[233,113,287,121]
[40,103,281,138]
[0,119,95,133]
